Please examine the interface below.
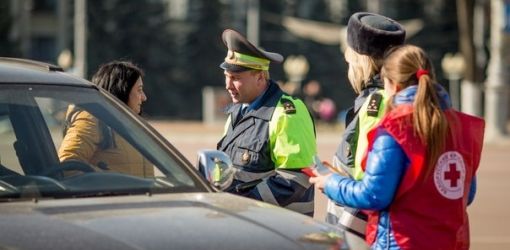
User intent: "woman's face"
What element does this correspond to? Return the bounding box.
[127,77,147,114]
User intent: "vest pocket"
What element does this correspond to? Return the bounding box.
[232,139,264,170]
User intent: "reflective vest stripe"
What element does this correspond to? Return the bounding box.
[276,169,311,188]
[325,202,341,225]
[337,208,367,238]
[256,181,279,205]
[241,169,314,214]
[285,201,314,214]
[233,168,274,183]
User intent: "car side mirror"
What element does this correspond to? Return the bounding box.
[197,150,235,191]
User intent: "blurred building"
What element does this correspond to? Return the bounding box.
[4,0,506,129]
[8,0,64,62]
[6,0,196,63]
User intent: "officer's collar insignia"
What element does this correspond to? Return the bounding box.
[280,99,296,114]
[241,150,251,164]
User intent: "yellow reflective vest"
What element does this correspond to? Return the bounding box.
[352,90,387,180]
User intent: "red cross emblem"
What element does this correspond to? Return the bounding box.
[434,151,466,200]
[444,163,461,187]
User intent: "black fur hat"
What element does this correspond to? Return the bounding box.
[347,12,406,58]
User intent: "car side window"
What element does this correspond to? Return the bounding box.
[34,97,67,151]
[0,85,200,197]
[34,97,158,178]
[0,104,24,174]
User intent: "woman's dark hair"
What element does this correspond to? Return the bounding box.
[91,61,144,104]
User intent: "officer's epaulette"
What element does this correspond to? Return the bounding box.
[280,98,296,114]
[367,93,382,117]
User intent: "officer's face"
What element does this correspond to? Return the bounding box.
[224,70,265,104]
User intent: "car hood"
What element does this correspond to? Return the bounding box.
[0,192,342,249]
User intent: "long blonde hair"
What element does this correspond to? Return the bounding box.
[344,47,383,94]
[381,45,448,171]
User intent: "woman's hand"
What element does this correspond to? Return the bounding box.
[309,172,332,192]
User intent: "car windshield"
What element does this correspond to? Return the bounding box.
[0,84,207,200]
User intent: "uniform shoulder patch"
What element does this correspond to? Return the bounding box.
[367,93,382,117]
[280,98,296,114]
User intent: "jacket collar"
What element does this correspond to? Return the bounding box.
[225,80,282,121]
[362,74,384,91]
[352,74,384,113]
[393,84,452,109]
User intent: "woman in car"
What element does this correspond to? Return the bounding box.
[58,61,154,177]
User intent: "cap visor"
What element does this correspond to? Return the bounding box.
[220,62,251,72]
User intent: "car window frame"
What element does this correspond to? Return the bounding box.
[1,83,214,193]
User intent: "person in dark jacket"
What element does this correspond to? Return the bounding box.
[217,29,317,216]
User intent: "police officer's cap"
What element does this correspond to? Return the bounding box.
[220,29,283,72]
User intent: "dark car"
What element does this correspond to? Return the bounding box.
[0,58,342,249]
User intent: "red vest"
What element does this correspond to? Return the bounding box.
[363,104,484,250]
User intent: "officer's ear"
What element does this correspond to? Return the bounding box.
[251,70,264,82]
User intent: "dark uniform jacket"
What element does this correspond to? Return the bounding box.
[334,75,384,174]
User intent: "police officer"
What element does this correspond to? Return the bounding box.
[217,29,317,216]
[326,12,406,249]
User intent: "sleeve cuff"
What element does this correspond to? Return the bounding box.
[324,174,348,202]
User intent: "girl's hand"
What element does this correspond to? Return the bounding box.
[309,173,332,192]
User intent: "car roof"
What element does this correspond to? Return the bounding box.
[0,57,94,87]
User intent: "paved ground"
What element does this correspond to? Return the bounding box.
[150,120,510,249]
